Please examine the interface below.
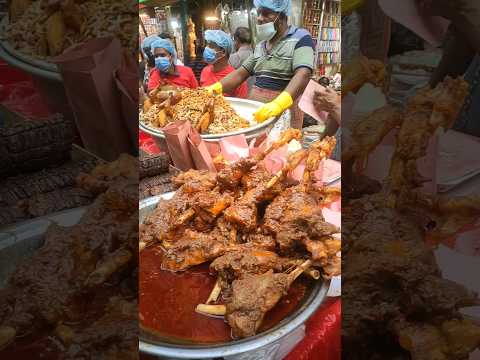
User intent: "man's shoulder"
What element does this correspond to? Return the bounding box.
[289,27,313,40]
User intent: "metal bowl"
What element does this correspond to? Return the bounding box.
[0,17,60,75]
[139,97,290,143]
[0,18,74,122]
[139,194,329,359]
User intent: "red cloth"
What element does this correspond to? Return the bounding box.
[200,64,248,98]
[139,129,162,155]
[285,298,341,360]
[148,65,198,91]
[0,60,52,118]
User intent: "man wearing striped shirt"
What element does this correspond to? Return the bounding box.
[205,0,314,129]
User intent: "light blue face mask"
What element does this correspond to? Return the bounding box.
[155,57,171,73]
[203,47,218,64]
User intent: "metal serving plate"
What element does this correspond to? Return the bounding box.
[0,17,62,81]
[139,97,290,143]
[139,193,330,359]
[0,17,59,73]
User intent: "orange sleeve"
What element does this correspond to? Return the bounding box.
[147,69,159,91]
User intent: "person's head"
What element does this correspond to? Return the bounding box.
[159,32,174,40]
[150,38,177,73]
[253,0,291,41]
[318,77,330,87]
[233,27,251,50]
[141,35,161,68]
[203,30,233,65]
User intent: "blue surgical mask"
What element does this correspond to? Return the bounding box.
[203,47,218,64]
[155,57,171,73]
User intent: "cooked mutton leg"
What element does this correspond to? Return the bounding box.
[203,249,304,304]
[196,260,312,337]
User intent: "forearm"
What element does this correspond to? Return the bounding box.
[328,104,341,125]
[323,116,339,137]
[220,67,250,94]
[430,25,475,87]
[285,67,312,100]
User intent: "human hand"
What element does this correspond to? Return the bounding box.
[253,92,293,123]
[313,87,341,113]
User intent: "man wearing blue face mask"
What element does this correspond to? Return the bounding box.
[200,30,248,98]
[147,38,198,92]
[205,0,314,129]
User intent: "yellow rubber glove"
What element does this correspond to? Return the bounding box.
[253,91,293,123]
[205,82,223,95]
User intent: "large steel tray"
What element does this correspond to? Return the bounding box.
[139,193,330,359]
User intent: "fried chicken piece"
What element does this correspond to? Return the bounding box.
[45,11,66,56]
[387,77,469,207]
[342,55,386,96]
[60,0,84,31]
[342,105,404,164]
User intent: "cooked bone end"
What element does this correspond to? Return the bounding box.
[85,249,132,287]
[206,280,222,304]
[196,304,226,316]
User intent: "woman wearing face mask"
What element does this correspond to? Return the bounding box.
[147,38,198,92]
[205,0,314,129]
[200,30,248,98]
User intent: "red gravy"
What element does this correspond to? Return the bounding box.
[140,246,308,344]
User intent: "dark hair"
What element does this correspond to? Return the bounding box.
[279,12,288,21]
[318,77,330,87]
[159,32,174,40]
[233,27,251,44]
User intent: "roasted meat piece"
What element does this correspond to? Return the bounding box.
[210,249,302,295]
[264,186,339,249]
[161,219,234,271]
[172,169,217,192]
[217,158,258,190]
[225,261,310,338]
[226,271,291,338]
[224,184,277,230]
[62,297,138,360]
